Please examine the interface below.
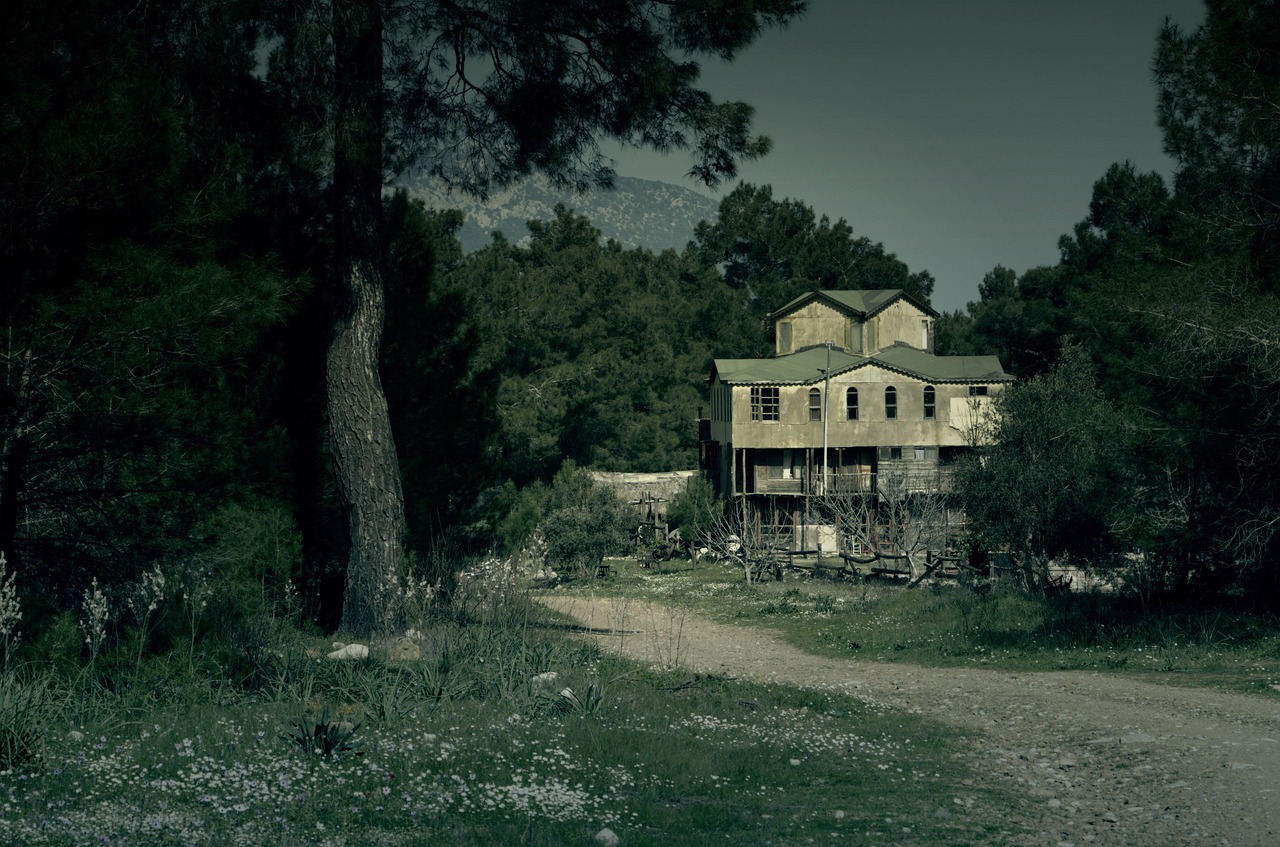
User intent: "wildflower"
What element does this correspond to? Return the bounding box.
[79,578,110,660]
[0,552,20,661]
[126,564,166,619]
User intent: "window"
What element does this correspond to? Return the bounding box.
[808,388,822,421]
[751,386,779,421]
[779,321,793,353]
[846,387,859,420]
[884,386,897,419]
[968,385,989,396]
[878,446,903,461]
[914,446,938,461]
[923,385,935,419]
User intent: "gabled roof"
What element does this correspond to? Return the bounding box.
[711,343,1012,386]
[712,347,863,385]
[769,288,940,321]
[872,343,1012,383]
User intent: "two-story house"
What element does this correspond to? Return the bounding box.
[701,289,1012,510]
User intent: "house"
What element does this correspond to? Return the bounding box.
[700,289,1012,518]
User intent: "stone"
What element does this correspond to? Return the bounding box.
[388,636,419,662]
[594,827,619,847]
[327,643,369,660]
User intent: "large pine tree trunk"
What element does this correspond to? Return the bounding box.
[331,0,404,636]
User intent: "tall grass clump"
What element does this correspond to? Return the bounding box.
[0,669,51,770]
[0,553,56,771]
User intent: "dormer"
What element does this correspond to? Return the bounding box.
[770,289,938,356]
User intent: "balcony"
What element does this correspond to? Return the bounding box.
[751,465,954,497]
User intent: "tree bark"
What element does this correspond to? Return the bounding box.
[331,0,404,636]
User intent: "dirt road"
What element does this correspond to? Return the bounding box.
[538,593,1280,847]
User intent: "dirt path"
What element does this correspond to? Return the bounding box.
[538,593,1280,847]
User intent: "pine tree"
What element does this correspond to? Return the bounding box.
[313,0,804,634]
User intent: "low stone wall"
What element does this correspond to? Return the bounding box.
[589,470,699,523]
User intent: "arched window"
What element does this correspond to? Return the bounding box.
[808,388,822,421]
[923,385,936,419]
[884,386,897,419]
[846,387,859,420]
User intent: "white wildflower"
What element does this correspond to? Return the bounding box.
[0,552,21,662]
[79,577,110,661]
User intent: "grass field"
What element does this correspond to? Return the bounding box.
[3,554,1277,845]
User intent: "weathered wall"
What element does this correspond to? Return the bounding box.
[726,365,1003,450]
[874,299,932,352]
[775,301,854,354]
[590,470,699,521]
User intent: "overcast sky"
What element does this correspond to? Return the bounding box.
[607,0,1207,313]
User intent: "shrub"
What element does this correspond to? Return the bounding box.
[537,463,631,576]
[666,475,722,541]
[281,706,363,758]
[192,498,301,629]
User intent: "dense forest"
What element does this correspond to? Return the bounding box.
[938,0,1280,602]
[2,0,1277,643]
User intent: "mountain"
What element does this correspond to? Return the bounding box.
[397,173,721,254]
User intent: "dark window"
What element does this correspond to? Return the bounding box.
[808,388,822,421]
[968,385,989,396]
[885,386,897,419]
[846,387,859,420]
[878,446,903,461]
[923,385,935,419]
[751,386,780,421]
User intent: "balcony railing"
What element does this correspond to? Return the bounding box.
[752,466,954,496]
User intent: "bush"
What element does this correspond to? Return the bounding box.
[192,498,301,627]
[667,475,722,541]
[538,462,631,575]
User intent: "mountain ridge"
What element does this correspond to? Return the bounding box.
[397,173,722,254]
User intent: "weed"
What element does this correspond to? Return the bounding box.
[281,705,363,758]
[555,681,605,715]
[79,578,110,666]
[812,592,837,614]
[0,669,50,769]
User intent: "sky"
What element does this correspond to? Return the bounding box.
[606,0,1208,314]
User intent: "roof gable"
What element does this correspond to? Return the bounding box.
[769,289,939,322]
